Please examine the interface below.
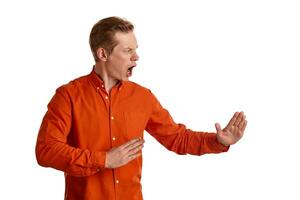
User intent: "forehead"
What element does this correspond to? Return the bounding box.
[114,31,138,48]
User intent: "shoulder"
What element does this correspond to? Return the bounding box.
[124,81,159,106]
[55,73,91,97]
[125,81,153,96]
[126,81,149,91]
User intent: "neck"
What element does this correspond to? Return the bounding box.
[94,63,119,94]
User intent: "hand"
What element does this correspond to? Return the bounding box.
[215,111,247,146]
[105,137,144,168]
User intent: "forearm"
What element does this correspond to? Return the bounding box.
[36,139,106,177]
[184,130,230,155]
[149,124,229,156]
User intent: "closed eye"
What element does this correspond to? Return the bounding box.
[124,48,133,52]
[125,47,138,53]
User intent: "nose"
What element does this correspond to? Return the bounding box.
[131,52,139,61]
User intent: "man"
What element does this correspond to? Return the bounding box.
[36,16,247,200]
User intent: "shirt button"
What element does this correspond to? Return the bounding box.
[116,180,119,184]
[105,96,108,99]
[96,87,100,90]
[96,168,100,172]
[101,84,104,88]
[112,137,116,141]
[111,116,114,120]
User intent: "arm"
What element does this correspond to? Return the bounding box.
[35,87,106,177]
[145,90,236,156]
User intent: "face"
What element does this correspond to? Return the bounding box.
[104,31,139,81]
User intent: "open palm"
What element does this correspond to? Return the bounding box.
[215,112,247,146]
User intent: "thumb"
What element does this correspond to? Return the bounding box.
[215,123,222,133]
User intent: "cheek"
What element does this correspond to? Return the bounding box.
[113,54,128,64]
[108,53,131,72]
[120,54,131,62]
[116,55,131,70]
[108,59,127,74]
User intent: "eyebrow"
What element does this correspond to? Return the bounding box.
[124,45,138,50]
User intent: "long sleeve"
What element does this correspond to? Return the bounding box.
[145,90,229,156]
[35,87,106,177]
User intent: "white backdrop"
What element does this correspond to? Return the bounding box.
[0,0,299,199]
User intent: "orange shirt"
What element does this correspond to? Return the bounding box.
[36,68,229,200]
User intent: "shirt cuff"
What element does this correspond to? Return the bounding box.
[210,134,230,152]
[92,151,107,170]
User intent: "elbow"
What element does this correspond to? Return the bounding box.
[35,142,49,167]
[36,153,46,167]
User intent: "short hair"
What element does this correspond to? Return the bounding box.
[89,16,134,62]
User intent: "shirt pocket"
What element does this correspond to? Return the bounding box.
[124,111,147,139]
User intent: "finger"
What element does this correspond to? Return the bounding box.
[241,120,247,133]
[237,114,246,128]
[120,137,141,150]
[124,138,144,151]
[127,152,142,163]
[227,112,239,127]
[236,115,246,128]
[215,123,222,133]
[125,142,144,156]
[119,138,140,149]
[127,143,144,157]
[233,111,244,126]
[125,152,142,164]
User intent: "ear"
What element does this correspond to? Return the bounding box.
[96,48,108,61]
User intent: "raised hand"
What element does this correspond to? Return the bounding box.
[215,111,247,146]
[105,137,144,168]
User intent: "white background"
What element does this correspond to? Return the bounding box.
[1,0,299,199]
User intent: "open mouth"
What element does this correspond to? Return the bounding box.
[127,65,136,77]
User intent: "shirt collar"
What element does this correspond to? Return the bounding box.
[88,66,124,91]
